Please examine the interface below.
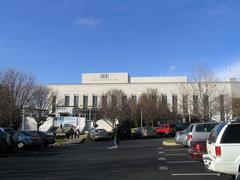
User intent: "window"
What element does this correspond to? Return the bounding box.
[65,95,70,107]
[196,123,217,132]
[193,95,198,114]
[208,123,226,143]
[132,95,137,104]
[102,95,107,109]
[172,95,178,113]
[203,95,209,119]
[220,95,224,121]
[182,95,188,115]
[221,124,240,143]
[92,95,98,109]
[0,129,5,136]
[188,124,194,132]
[83,95,88,109]
[122,95,127,105]
[52,96,56,113]
[162,95,167,106]
[74,95,79,108]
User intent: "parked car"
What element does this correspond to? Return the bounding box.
[187,141,207,161]
[175,128,188,146]
[186,122,218,146]
[89,129,109,141]
[28,131,55,147]
[155,124,175,137]
[118,125,132,140]
[0,127,16,146]
[133,127,156,138]
[0,129,8,152]
[12,131,43,149]
[203,122,240,178]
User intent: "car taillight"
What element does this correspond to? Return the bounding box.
[194,144,201,152]
[187,134,192,140]
[215,146,221,157]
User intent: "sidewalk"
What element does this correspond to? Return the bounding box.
[51,135,87,147]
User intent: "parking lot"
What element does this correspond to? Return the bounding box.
[0,138,233,180]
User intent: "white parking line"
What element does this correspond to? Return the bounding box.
[158,151,164,154]
[158,157,166,161]
[167,161,198,164]
[165,149,187,151]
[171,173,221,176]
[165,153,186,156]
[158,147,164,150]
[158,166,168,171]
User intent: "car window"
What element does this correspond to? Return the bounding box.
[196,124,206,132]
[0,129,5,136]
[221,124,240,143]
[188,125,193,132]
[196,124,217,132]
[96,129,105,133]
[4,128,15,134]
[158,125,163,128]
[208,123,225,143]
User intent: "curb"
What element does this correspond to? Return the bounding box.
[51,137,86,147]
[162,141,178,146]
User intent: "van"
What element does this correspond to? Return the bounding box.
[186,122,218,146]
[203,122,240,177]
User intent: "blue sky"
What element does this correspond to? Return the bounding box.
[1,0,240,84]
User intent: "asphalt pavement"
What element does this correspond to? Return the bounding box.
[0,139,233,180]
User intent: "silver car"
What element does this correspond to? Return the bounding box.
[186,122,218,146]
[175,128,188,146]
[89,129,109,141]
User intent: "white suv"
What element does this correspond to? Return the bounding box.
[203,122,240,177]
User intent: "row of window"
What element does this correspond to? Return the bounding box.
[64,95,98,109]
[61,94,224,116]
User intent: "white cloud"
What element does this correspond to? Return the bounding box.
[75,17,103,27]
[215,59,240,81]
[170,65,176,70]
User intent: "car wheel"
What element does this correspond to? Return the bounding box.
[17,142,25,149]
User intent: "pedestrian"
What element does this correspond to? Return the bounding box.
[70,128,74,139]
[112,124,120,150]
[77,129,80,138]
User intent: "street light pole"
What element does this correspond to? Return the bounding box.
[22,108,25,131]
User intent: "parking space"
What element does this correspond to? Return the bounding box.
[157,143,232,180]
[0,138,236,180]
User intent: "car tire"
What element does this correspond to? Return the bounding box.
[17,142,25,149]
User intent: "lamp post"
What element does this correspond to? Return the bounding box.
[22,108,25,131]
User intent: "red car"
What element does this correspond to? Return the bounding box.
[155,124,175,137]
[187,141,207,161]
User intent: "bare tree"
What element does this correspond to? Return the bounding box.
[30,85,60,131]
[138,89,171,126]
[0,69,35,128]
[180,65,229,122]
[100,89,127,128]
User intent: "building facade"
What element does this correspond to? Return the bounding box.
[48,72,240,122]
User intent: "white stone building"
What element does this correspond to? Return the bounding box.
[48,72,240,124]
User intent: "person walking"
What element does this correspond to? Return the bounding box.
[112,124,120,150]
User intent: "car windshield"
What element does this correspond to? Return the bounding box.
[20,131,32,136]
[4,128,15,134]
[95,129,106,133]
